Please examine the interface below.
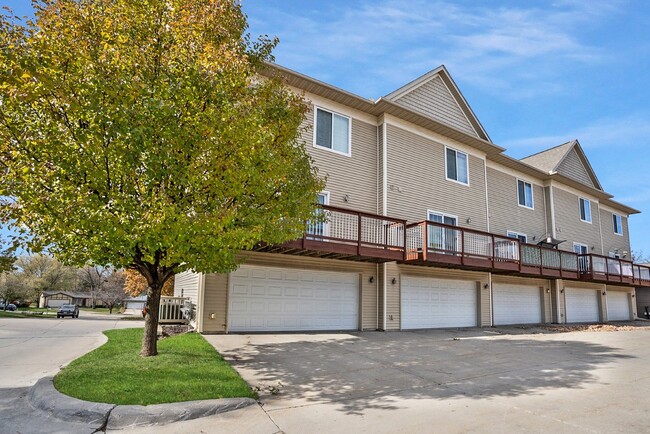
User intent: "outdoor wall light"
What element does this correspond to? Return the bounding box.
[632,294,635,298]
[602,291,607,296]
[591,246,595,251]
[343,194,350,202]
[466,217,472,224]
[560,289,564,293]
[392,278,397,285]
[483,283,489,289]
[546,288,551,293]
[369,276,374,283]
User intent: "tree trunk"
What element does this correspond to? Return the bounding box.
[141,281,163,357]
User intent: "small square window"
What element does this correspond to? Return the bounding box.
[315,108,350,155]
[445,148,469,185]
[517,180,534,209]
[613,214,623,235]
[579,198,591,223]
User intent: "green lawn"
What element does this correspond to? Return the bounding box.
[53,328,256,405]
[79,307,122,314]
[0,309,57,318]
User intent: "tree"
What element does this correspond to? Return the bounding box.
[78,265,111,308]
[0,268,31,309]
[632,250,649,264]
[0,1,324,356]
[14,254,76,304]
[124,269,174,297]
[98,270,127,314]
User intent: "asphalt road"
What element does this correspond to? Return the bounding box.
[0,312,143,388]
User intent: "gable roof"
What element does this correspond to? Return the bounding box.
[521,140,603,190]
[383,66,491,142]
[42,290,92,299]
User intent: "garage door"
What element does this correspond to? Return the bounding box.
[565,288,600,323]
[402,277,477,329]
[47,298,68,308]
[493,283,542,325]
[228,265,359,332]
[607,292,631,321]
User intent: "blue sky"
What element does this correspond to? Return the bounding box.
[3,0,650,256]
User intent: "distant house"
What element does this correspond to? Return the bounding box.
[39,291,94,308]
[123,294,147,314]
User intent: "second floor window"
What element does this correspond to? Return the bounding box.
[579,198,591,223]
[507,231,528,243]
[315,108,350,155]
[613,214,623,235]
[445,148,469,185]
[517,180,534,209]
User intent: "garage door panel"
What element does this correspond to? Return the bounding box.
[402,277,477,329]
[228,266,359,332]
[607,292,631,321]
[493,284,542,325]
[566,288,600,323]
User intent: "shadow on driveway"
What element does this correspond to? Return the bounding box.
[210,329,635,415]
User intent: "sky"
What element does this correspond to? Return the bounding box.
[2,0,650,256]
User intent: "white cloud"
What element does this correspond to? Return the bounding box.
[501,113,650,151]
[245,0,623,98]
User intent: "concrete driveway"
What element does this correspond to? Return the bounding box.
[203,325,650,434]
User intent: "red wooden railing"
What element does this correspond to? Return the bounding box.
[279,205,407,262]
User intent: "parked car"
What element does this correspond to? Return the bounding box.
[0,303,17,311]
[57,304,79,318]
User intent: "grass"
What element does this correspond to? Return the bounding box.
[53,328,256,405]
[0,310,29,318]
[79,307,123,314]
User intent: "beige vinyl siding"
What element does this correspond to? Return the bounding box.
[378,124,384,215]
[556,149,596,189]
[173,271,201,306]
[552,187,602,254]
[600,208,631,256]
[385,124,488,230]
[201,252,378,333]
[492,275,552,323]
[393,76,478,137]
[301,106,378,213]
[486,167,547,240]
[385,263,490,330]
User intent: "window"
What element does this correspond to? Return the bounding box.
[507,231,528,244]
[315,108,350,155]
[445,147,469,185]
[613,214,623,235]
[307,192,329,238]
[517,180,534,209]
[573,243,588,254]
[427,211,458,253]
[579,198,591,223]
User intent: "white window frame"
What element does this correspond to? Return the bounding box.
[444,147,469,186]
[612,213,623,236]
[427,210,459,253]
[307,191,330,238]
[579,197,592,223]
[507,231,528,244]
[313,106,351,157]
[573,242,589,254]
[516,179,534,209]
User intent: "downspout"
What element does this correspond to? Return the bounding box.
[549,185,557,238]
[382,121,388,330]
[597,202,604,254]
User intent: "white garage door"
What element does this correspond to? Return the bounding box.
[402,277,477,329]
[493,283,542,325]
[565,288,600,323]
[607,292,631,321]
[228,265,359,332]
[47,298,68,308]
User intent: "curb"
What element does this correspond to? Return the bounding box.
[29,377,257,429]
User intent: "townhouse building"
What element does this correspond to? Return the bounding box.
[175,64,648,333]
